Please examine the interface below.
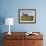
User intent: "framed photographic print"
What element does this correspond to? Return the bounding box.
[18,9,36,23]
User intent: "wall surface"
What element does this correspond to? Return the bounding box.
[0,0,46,32]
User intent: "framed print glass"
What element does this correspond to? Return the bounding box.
[18,9,36,24]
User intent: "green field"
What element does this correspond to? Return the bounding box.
[21,16,33,21]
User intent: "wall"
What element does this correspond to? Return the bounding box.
[0,0,46,32]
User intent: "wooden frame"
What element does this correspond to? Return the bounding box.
[18,9,36,24]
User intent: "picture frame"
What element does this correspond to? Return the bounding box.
[18,9,36,23]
